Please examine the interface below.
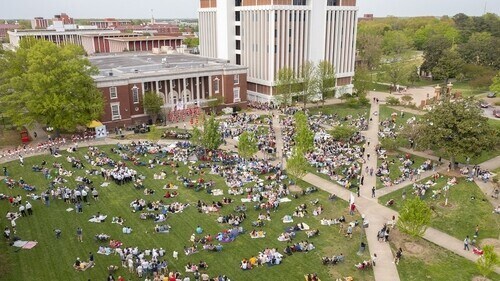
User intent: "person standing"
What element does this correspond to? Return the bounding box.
[474,225,479,238]
[357,186,360,197]
[19,204,26,217]
[372,186,376,198]
[371,253,377,267]
[25,201,32,215]
[464,236,470,251]
[76,227,83,242]
[11,219,16,234]
[394,248,403,265]
[3,167,7,177]
[18,155,24,166]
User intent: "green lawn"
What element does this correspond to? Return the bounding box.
[451,81,489,98]
[309,103,370,120]
[0,129,23,148]
[378,106,420,128]
[390,229,500,281]
[376,153,429,189]
[0,145,374,281]
[379,177,500,242]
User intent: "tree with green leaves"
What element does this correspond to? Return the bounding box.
[293,111,314,153]
[380,59,414,93]
[317,60,336,100]
[275,67,296,107]
[329,125,357,142]
[397,197,432,237]
[356,33,383,70]
[287,149,309,178]
[476,245,500,277]
[431,48,465,84]
[298,61,319,109]
[490,72,500,93]
[421,35,453,74]
[238,131,258,159]
[382,30,414,56]
[415,98,499,170]
[183,37,200,48]
[143,91,164,124]
[199,115,223,151]
[353,66,371,99]
[0,39,104,132]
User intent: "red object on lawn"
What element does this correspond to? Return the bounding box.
[20,130,30,143]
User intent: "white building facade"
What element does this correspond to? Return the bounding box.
[199,0,358,102]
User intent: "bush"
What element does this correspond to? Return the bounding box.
[345,97,359,108]
[358,96,370,106]
[380,137,400,151]
[386,96,401,105]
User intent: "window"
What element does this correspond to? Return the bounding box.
[111,103,121,120]
[235,11,240,22]
[327,0,339,6]
[109,86,117,99]
[236,40,241,50]
[293,0,307,5]
[132,86,139,104]
[236,54,241,65]
[233,87,240,103]
[235,26,240,36]
[235,0,242,6]
[214,78,220,94]
[234,74,240,84]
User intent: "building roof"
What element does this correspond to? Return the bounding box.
[105,35,184,42]
[89,53,246,82]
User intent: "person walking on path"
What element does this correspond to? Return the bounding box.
[372,186,376,198]
[76,227,83,242]
[357,187,360,197]
[474,225,479,238]
[464,236,470,251]
[371,253,377,267]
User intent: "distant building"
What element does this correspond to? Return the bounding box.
[115,23,182,37]
[31,17,50,29]
[8,29,121,48]
[359,14,374,21]
[199,0,358,102]
[53,13,74,25]
[81,34,184,54]
[89,18,132,29]
[0,22,20,39]
[90,53,247,128]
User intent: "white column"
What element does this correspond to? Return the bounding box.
[201,77,206,100]
[183,78,187,105]
[168,80,173,107]
[196,76,201,106]
[208,76,212,98]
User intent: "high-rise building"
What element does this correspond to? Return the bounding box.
[199,0,358,102]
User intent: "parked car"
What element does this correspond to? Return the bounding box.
[487,92,496,98]
[479,100,489,108]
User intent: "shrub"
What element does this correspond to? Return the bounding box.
[386,96,401,105]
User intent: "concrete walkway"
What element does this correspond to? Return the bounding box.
[360,97,381,200]
[303,173,402,281]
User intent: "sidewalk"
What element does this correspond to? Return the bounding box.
[303,173,401,281]
[360,97,381,200]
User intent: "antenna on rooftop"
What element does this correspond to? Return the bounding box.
[151,9,155,25]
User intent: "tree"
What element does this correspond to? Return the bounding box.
[194,115,223,150]
[275,67,296,107]
[397,197,432,237]
[317,60,336,100]
[476,245,500,277]
[143,91,164,124]
[353,66,372,99]
[421,35,453,74]
[287,149,309,178]
[0,39,104,131]
[147,125,161,142]
[356,33,383,69]
[298,61,319,108]
[329,125,357,142]
[431,48,465,83]
[380,59,414,93]
[238,131,258,159]
[183,37,200,48]
[293,111,314,153]
[490,72,500,93]
[382,30,413,56]
[459,32,500,69]
[415,99,499,170]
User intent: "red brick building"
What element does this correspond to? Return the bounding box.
[0,23,19,39]
[90,53,247,129]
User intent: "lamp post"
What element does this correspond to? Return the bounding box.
[446,82,453,100]
[434,85,441,101]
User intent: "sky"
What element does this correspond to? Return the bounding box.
[0,0,498,20]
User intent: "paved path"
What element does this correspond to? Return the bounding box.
[272,112,286,168]
[303,173,402,281]
[360,97,381,200]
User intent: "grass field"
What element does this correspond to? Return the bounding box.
[388,228,500,281]
[0,145,374,281]
[309,103,370,120]
[375,153,428,189]
[379,177,500,242]
[378,106,420,128]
